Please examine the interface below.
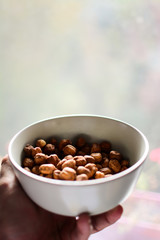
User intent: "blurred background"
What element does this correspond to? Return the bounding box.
[0,0,160,239]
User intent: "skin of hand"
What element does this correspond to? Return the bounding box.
[0,156,123,240]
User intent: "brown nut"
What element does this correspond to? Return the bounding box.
[109,159,121,173]
[59,167,76,181]
[81,145,91,155]
[99,167,112,175]
[57,159,67,170]
[85,163,98,178]
[91,143,101,153]
[34,153,47,164]
[105,174,113,178]
[44,174,53,179]
[95,171,105,179]
[59,139,72,151]
[76,174,88,181]
[23,144,34,157]
[100,141,111,153]
[84,155,96,163]
[76,166,90,175]
[102,152,109,158]
[91,153,102,163]
[31,147,42,157]
[24,167,31,172]
[23,158,34,168]
[63,145,76,156]
[53,169,61,179]
[39,173,44,177]
[74,156,87,166]
[62,159,76,169]
[48,137,57,146]
[95,164,102,170]
[121,159,129,167]
[31,165,40,175]
[36,139,46,148]
[85,163,97,169]
[39,164,57,174]
[109,150,122,161]
[22,135,130,181]
[102,158,109,168]
[43,144,55,155]
[121,166,128,171]
[77,151,85,156]
[47,154,60,166]
[76,137,86,148]
[64,155,73,160]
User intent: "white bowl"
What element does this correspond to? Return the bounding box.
[8,115,149,216]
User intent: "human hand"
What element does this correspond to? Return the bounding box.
[0,156,123,240]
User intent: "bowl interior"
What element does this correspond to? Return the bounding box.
[9,115,148,174]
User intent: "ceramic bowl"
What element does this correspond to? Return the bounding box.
[8,115,149,216]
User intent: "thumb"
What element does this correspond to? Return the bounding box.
[0,155,16,182]
[71,213,92,240]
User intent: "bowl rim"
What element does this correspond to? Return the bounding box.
[8,114,149,186]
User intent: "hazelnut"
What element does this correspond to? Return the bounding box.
[85,163,98,178]
[105,174,113,178]
[44,174,53,179]
[39,173,44,177]
[53,169,61,179]
[24,144,34,157]
[100,141,111,153]
[81,145,91,155]
[43,144,55,155]
[91,143,101,153]
[76,174,88,181]
[76,166,90,176]
[91,153,102,163]
[77,151,85,156]
[64,155,73,160]
[24,167,31,172]
[121,159,129,166]
[99,167,112,175]
[36,139,46,148]
[49,137,57,146]
[23,158,34,168]
[109,159,121,173]
[84,155,95,163]
[76,137,86,148]
[59,167,76,181]
[63,145,76,156]
[95,171,105,179]
[47,154,60,166]
[74,156,87,166]
[121,166,128,171]
[59,139,72,151]
[34,153,47,165]
[62,159,76,169]
[102,152,109,158]
[102,158,109,168]
[39,164,57,174]
[57,159,67,170]
[31,165,40,175]
[109,150,122,161]
[96,164,102,170]
[31,147,42,157]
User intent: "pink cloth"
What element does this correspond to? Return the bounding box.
[150,148,160,164]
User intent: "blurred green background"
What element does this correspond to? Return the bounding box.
[1,1,160,238]
[1,0,160,191]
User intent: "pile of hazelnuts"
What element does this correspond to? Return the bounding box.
[22,136,130,181]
